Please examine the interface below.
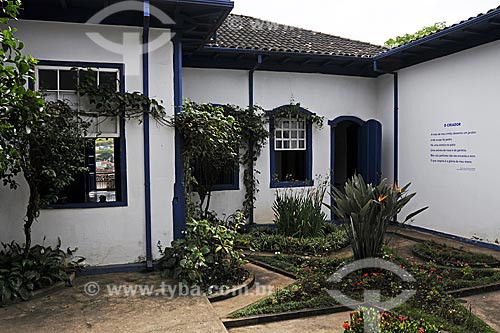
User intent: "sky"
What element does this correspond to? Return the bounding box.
[232,0,500,45]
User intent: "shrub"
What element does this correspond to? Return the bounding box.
[329,175,427,260]
[158,213,247,291]
[0,239,84,305]
[273,179,328,238]
[237,226,348,256]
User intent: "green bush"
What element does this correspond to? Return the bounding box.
[0,239,84,305]
[273,179,328,238]
[329,175,427,260]
[158,213,247,291]
[237,226,348,256]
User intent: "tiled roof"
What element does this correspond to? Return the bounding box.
[208,14,386,58]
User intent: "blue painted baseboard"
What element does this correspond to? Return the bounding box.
[394,223,500,252]
[77,262,151,276]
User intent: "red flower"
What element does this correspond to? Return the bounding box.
[304,267,310,272]
[418,328,425,333]
[437,275,443,279]
[363,273,369,277]
[429,290,434,296]
[342,322,351,329]
[357,281,363,286]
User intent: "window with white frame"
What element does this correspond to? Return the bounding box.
[271,113,312,185]
[274,115,306,150]
[36,65,125,205]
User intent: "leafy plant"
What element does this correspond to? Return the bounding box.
[170,102,269,219]
[272,100,324,129]
[0,239,85,305]
[169,101,242,217]
[77,69,166,124]
[238,226,348,256]
[328,174,427,260]
[384,22,447,49]
[273,178,329,238]
[343,308,442,333]
[157,213,247,291]
[0,0,45,186]
[221,105,269,219]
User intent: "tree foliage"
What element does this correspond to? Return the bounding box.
[0,0,44,186]
[384,22,447,49]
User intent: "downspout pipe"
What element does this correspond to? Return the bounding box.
[248,55,262,225]
[373,60,398,186]
[173,32,186,240]
[143,1,153,269]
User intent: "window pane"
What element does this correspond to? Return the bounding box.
[284,141,290,149]
[283,121,290,129]
[291,141,297,149]
[291,121,297,129]
[60,92,78,108]
[276,141,282,149]
[98,116,119,135]
[92,138,117,203]
[299,141,305,149]
[298,121,305,129]
[291,131,297,138]
[276,130,282,139]
[59,70,77,90]
[80,70,98,87]
[283,131,290,139]
[299,131,305,139]
[38,69,57,90]
[99,71,118,90]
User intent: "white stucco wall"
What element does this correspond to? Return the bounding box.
[375,74,395,183]
[0,21,175,265]
[396,40,500,243]
[183,68,380,223]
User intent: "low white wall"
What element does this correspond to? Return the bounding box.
[0,21,175,265]
[183,68,380,223]
[397,39,500,243]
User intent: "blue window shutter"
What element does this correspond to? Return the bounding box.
[360,120,382,185]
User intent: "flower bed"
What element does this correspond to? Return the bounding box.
[413,240,500,268]
[230,251,498,332]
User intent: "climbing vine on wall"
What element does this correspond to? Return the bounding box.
[272,102,324,129]
[169,101,269,220]
[221,105,269,219]
[77,69,167,124]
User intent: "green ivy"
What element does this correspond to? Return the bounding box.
[384,22,447,49]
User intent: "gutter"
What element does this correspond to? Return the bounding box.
[247,55,263,225]
[143,1,153,269]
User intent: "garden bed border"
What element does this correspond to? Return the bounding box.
[208,271,255,303]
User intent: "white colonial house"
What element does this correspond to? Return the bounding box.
[1,0,500,269]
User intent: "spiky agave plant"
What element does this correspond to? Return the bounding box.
[326,174,427,260]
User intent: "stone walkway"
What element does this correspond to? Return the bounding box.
[211,263,294,318]
[0,272,227,333]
